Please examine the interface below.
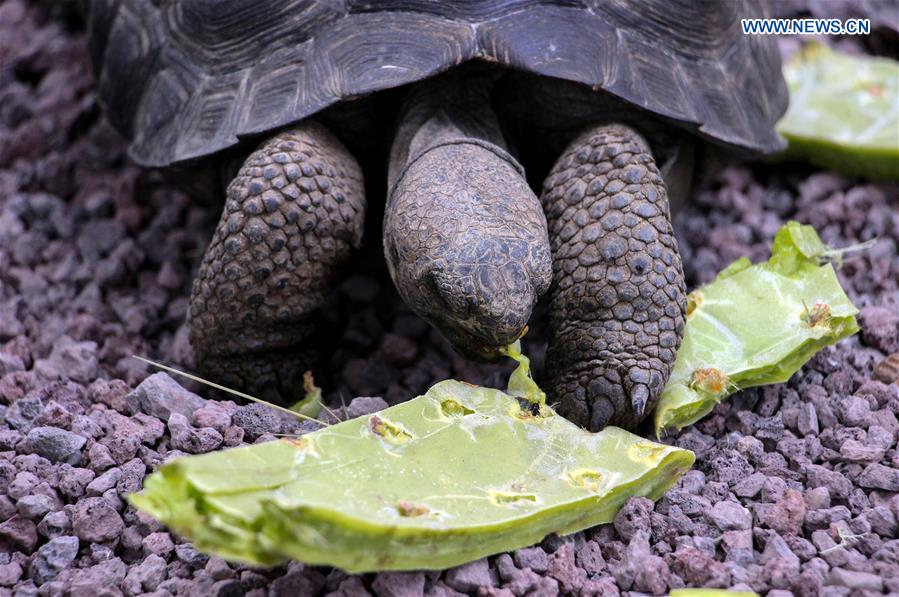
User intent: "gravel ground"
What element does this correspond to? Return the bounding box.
[2,2,899,596]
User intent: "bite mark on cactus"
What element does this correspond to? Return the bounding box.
[508,401,552,422]
[440,399,475,418]
[284,436,318,456]
[628,441,669,464]
[489,490,538,506]
[368,415,413,444]
[686,291,702,319]
[565,469,605,492]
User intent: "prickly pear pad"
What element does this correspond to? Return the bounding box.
[653,221,859,435]
[776,43,899,180]
[131,379,693,572]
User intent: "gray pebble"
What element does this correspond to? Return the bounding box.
[371,571,425,597]
[168,413,223,454]
[0,560,23,587]
[86,443,116,472]
[761,534,800,590]
[827,567,883,592]
[123,554,167,594]
[804,486,831,510]
[732,472,766,498]
[513,546,549,574]
[129,372,206,420]
[445,558,492,593]
[192,402,233,433]
[36,510,70,539]
[16,494,56,520]
[142,532,174,558]
[30,535,78,585]
[7,471,39,500]
[85,467,121,497]
[6,395,44,432]
[58,466,95,500]
[804,464,852,499]
[175,543,209,569]
[346,396,389,419]
[575,540,605,575]
[0,515,38,552]
[0,429,24,451]
[805,505,852,530]
[101,431,141,464]
[33,336,99,384]
[26,426,86,464]
[857,463,899,491]
[707,500,752,531]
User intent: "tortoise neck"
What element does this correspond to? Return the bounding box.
[387,71,516,191]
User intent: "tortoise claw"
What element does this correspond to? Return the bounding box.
[630,383,650,419]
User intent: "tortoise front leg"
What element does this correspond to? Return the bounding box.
[541,124,686,431]
[188,121,365,402]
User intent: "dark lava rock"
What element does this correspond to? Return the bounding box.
[858,306,899,354]
[613,496,654,540]
[379,333,418,368]
[371,571,425,597]
[513,546,549,574]
[445,558,493,593]
[232,403,283,439]
[0,515,38,553]
[72,497,124,543]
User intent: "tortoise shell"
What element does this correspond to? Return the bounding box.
[85,0,787,168]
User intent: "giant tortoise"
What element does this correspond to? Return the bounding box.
[85,0,787,430]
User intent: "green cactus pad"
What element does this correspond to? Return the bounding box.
[776,42,899,180]
[132,375,693,572]
[653,221,859,435]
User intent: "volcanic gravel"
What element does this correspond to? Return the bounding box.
[2,1,899,596]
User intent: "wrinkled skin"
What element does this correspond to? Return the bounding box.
[188,75,687,430]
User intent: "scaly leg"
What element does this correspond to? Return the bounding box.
[541,124,686,430]
[188,121,365,402]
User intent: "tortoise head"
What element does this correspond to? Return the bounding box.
[420,232,552,361]
[384,142,552,361]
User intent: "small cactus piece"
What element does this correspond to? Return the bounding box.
[654,221,859,435]
[776,42,899,181]
[289,371,323,417]
[131,374,693,572]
